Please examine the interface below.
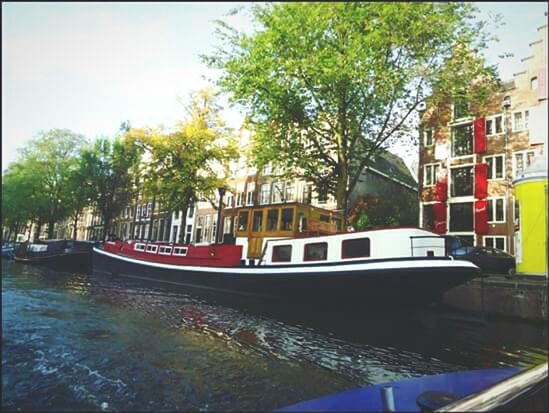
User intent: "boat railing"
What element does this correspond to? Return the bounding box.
[435,362,548,412]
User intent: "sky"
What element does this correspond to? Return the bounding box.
[2,2,548,171]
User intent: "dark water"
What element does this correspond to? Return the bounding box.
[2,260,547,412]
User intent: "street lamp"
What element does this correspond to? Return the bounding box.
[216,187,226,244]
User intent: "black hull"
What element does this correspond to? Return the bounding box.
[92,249,480,309]
[15,251,92,273]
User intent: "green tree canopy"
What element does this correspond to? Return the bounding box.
[205,2,500,222]
[129,89,238,243]
[80,136,143,240]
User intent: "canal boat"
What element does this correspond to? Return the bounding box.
[92,203,482,306]
[276,362,548,412]
[15,239,94,271]
[2,243,16,259]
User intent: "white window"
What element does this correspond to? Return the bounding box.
[236,183,245,207]
[272,182,284,203]
[173,247,188,256]
[531,77,538,90]
[146,244,158,253]
[512,110,529,131]
[285,181,295,201]
[423,128,434,147]
[424,163,440,187]
[263,162,272,176]
[134,243,146,251]
[513,150,536,178]
[486,115,504,136]
[226,193,234,208]
[484,236,506,252]
[136,206,141,218]
[260,183,271,205]
[487,197,505,223]
[483,154,505,180]
[246,183,255,205]
[158,246,172,255]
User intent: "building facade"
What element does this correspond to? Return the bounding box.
[418,23,547,253]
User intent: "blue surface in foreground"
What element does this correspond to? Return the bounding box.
[276,367,522,412]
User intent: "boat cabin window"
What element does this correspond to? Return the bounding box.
[304,242,328,261]
[281,208,294,231]
[237,211,249,231]
[267,209,279,231]
[173,247,188,256]
[134,243,146,252]
[158,246,172,255]
[272,245,292,262]
[342,238,371,259]
[319,214,330,222]
[252,211,263,232]
[146,245,158,254]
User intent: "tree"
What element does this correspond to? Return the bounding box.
[205,2,500,223]
[129,89,238,243]
[19,129,88,238]
[80,136,143,240]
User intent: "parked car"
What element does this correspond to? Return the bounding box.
[451,246,516,277]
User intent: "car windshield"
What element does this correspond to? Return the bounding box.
[453,246,475,256]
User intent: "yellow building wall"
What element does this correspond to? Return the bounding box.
[514,180,548,275]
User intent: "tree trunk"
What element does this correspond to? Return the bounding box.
[72,212,79,240]
[148,196,156,241]
[47,220,55,239]
[34,220,43,242]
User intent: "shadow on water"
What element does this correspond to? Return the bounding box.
[2,259,548,411]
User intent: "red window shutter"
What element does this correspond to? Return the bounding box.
[474,163,488,199]
[433,202,447,234]
[474,118,486,154]
[474,200,489,235]
[434,170,448,202]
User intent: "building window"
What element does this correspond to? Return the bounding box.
[486,115,504,136]
[531,77,538,90]
[449,202,473,232]
[302,184,313,204]
[450,166,474,197]
[451,123,473,157]
[317,187,328,204]
[246,183,255,205]
[252,211,263,232]
[424,163,440,187]
[272,182,284,203]
[226,193,234,208]
[272,245,292,262]
[512,110,529,131]
[188,203,194,218]
[281,208,294,231]
[304,242,328,261]
[487,198,505,223]
[260,183,271,205]
[237,211,249,231]
[483,154,504,180]
[513,150,536,178]
[423,128,434,147]
[484,236,506,252]
[285,182,294,201]
[263,162,272,176]
[453,97,470,120]
[267,209,279,231]
[422,204,435,231]
[342,238,371,259]
[147,202,152,217]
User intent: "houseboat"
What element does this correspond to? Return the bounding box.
[92,203,482,307]
[14,239,94,272]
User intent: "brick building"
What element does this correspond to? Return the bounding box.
[418,22,547,252]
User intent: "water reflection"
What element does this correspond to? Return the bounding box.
[2,260,548,411]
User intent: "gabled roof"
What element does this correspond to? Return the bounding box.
[367,150,418,190]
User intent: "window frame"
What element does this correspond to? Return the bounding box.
[483,154,505,181]
[423,162,441,187]
[303,242,328,262]
[485,114,504,136]
[483,235,506,252]
[158,246,172,255]
[487,197,506,223]
[512,150,536,178]
[146,244,158,254]
[423,128,434,147]
[173,247,188,256]
[341,238,371,259]
[449,164,474,198]
[512,109,530,132]
[134,243,146,252]
[450,122,474,158]
[272,244,292,262]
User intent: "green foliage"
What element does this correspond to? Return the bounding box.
[129,89,238,242]
[349,193,416,230]
[79,136,143,240]
[205,2,500,219]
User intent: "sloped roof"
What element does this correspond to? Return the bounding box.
[367,150,418,190]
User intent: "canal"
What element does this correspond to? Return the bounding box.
[2,259,548,411]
